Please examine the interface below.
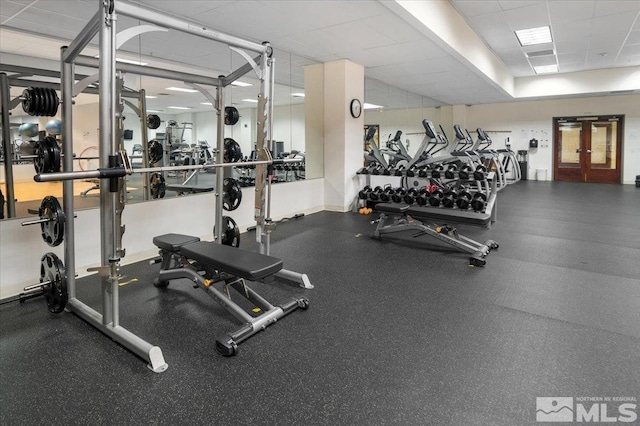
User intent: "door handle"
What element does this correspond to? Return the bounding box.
[587,150,592,153]
[576,148,582,153]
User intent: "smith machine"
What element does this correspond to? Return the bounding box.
[23,0,311,372]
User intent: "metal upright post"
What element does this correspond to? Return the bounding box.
[214,81,224,244]
[254,46,272,253]
[60,47,76,298]
[98,0,116,326]
[0,73,16,218]
[139,88,150,200]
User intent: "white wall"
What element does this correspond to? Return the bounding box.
[0,178,325,298]
[365,94,639,184]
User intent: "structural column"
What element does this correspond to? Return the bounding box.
[305,59,364,212]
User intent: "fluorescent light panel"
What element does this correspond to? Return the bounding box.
[534,64,558,74]
[291,92,305,97]
[167,106,192,110]
[231,81,252,87]
[145,95,157,99]
[166,86,199,93]
[200,102,213,106]
[147,109,161,113]
[242,99,258,103]
[363,103,383,110]
[515,26,552,46]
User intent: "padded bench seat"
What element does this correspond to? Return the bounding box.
[180,241,283,281]
[165,184,214,193]
[153,233,201,251]
[374,203,409,214]
[407,206,491,227]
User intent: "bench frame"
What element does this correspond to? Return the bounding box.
[373,204,498,267]
[153,234,309,356]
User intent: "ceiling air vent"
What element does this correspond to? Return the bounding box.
[526,49,555,58]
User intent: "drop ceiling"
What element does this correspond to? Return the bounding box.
[1,0,639,113]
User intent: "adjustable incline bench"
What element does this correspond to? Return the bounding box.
[152,233,309,356]
[373,204,499,267]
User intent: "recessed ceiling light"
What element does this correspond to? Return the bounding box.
[363,103,383,110]
[291,93,305,97]
[167,106,192,110]
[242,99,258,103]
[515,26,552,46]
[534,64,558,74]
[200,102,213,106]
[145,95,157,99]
[147,109,161,113]
[166,87,199,93]
[231,81,252,87]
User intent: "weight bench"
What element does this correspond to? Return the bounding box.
[152,233,309,356]
[165,184,214,195]
[372,203,498,267]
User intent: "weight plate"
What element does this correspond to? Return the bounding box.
[33,139,50,174]
[47,89,59,116]
[224,106,240,126]
[39,87,49,117]
[40,253,68,314]
[223,138,243,163]
[32,87,42,116]
[45,136,61,173]
[150,172,166,199]
[222,177,242,211]
[148,139,163,164]
[22,88,33,114]
[146,114,161,130]
[214,216,240,248]
[39,195,65,247]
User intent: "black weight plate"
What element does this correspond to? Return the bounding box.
[47,89,59,116]
[150,172,166,199]
[148,139,163,163]
[214,216,240,248]
[31,87,42,116]
[33,139,50,174]
[44,136,61,173]
[39,195,65,247]
[21,88,33,115]
[223,138,243,163]
[222,177,242,211]
[146,114,161,130]
[39,87,50,117]
[40,253,68,314]
[224,106,239,125]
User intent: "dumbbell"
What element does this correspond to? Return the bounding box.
[368,186,384,201]
[379,187,395,202]
[431,164,444,178]
[459,164,472,180]
[428,188,444,206]
[473,165,487,180]
[442,189,457,208]
[403,188,419,204]
[471,192,487,212]
[382,167,392,176]
[456,189,473,209]
[371,164,384,175]
[418,167,428,178]
[444,164,458,179]
[406,165,416,178]
[391,187,407,203]
[416,188,430,206]
[358,185,372,200]
[394,164,408,176]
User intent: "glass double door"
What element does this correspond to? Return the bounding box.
[553,115,623,183]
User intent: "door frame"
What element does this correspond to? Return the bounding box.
[552,115,624,183]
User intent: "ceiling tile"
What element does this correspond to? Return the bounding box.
[593,0,640,17]
[320,19,395,51]
[589,13,638,35]
[498,1,545,11]
[548,1,595,23]
[451,0,502,17]
[502,2,550,30]
[361,13,424,43]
